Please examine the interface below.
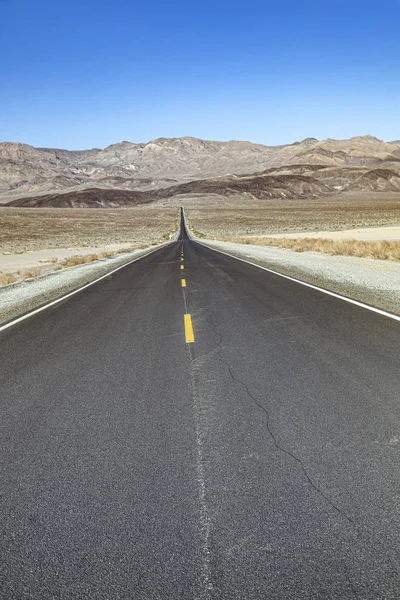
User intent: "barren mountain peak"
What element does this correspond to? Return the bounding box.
[1,140,34,147]
[0,141,59,163]
[104,140,138,149]
[349,135,383,143]
[300,137,318,144]
[149,136,212,145]
[0,141,37,151]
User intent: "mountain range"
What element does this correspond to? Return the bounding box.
[2,135,400,207]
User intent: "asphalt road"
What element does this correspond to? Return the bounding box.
[1,213,400,599]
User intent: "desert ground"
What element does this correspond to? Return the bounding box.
[183,195,400,238]
[183,196,400,264]
[0,206,178,252]
[0,206,178,284]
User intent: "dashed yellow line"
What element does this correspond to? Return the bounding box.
[184,314,194,343]
[181,265,184,270]
[181,279,186,288]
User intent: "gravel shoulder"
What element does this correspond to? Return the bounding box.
[201,239,400,315]
[0,243,169,326]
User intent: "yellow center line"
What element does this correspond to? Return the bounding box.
[181,279,186,288]
[184,314,194,343]
[181,265,184,270]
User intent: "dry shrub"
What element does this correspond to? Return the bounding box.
[98,245,141,258]
[122,245,140,252]
[41,257,59,264]
[98,250,115,259]
[18,267,43,280]
[0,272,16,286]
[44,245,146,270]
[218,236,400,262]
[192,228,205,238]
[60,253,100,267]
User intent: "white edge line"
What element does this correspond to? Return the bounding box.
[196,240,400,323]
[0,242,172,333]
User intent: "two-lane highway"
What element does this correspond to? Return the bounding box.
[1,212,400,598]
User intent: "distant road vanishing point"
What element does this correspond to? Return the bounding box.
[1,210,400,599]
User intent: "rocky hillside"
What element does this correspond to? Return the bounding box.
[1,135,400,202]
[7,163,400,208]
[7,188,154,208]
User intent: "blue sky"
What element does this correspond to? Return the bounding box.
[0,0,399,149]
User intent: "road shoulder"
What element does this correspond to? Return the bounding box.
[200,239,400,316]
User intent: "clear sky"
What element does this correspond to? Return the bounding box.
[1,0,399,149]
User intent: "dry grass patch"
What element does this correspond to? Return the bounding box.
[0,272,17,286]
[60,253,102,267]
[40,257,59,264]
[0,237,170,287]
[56,241,160,268]
[18,267,44,280]
[98,250,116,259]
[217,236,400,262]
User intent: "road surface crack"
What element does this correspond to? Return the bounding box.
[208,318,357,530]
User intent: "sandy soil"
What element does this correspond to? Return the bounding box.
[0,243,134,273]
[266,225,400,241]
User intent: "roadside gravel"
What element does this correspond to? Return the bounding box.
[201,239,400,315]
[0,243,168,326]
